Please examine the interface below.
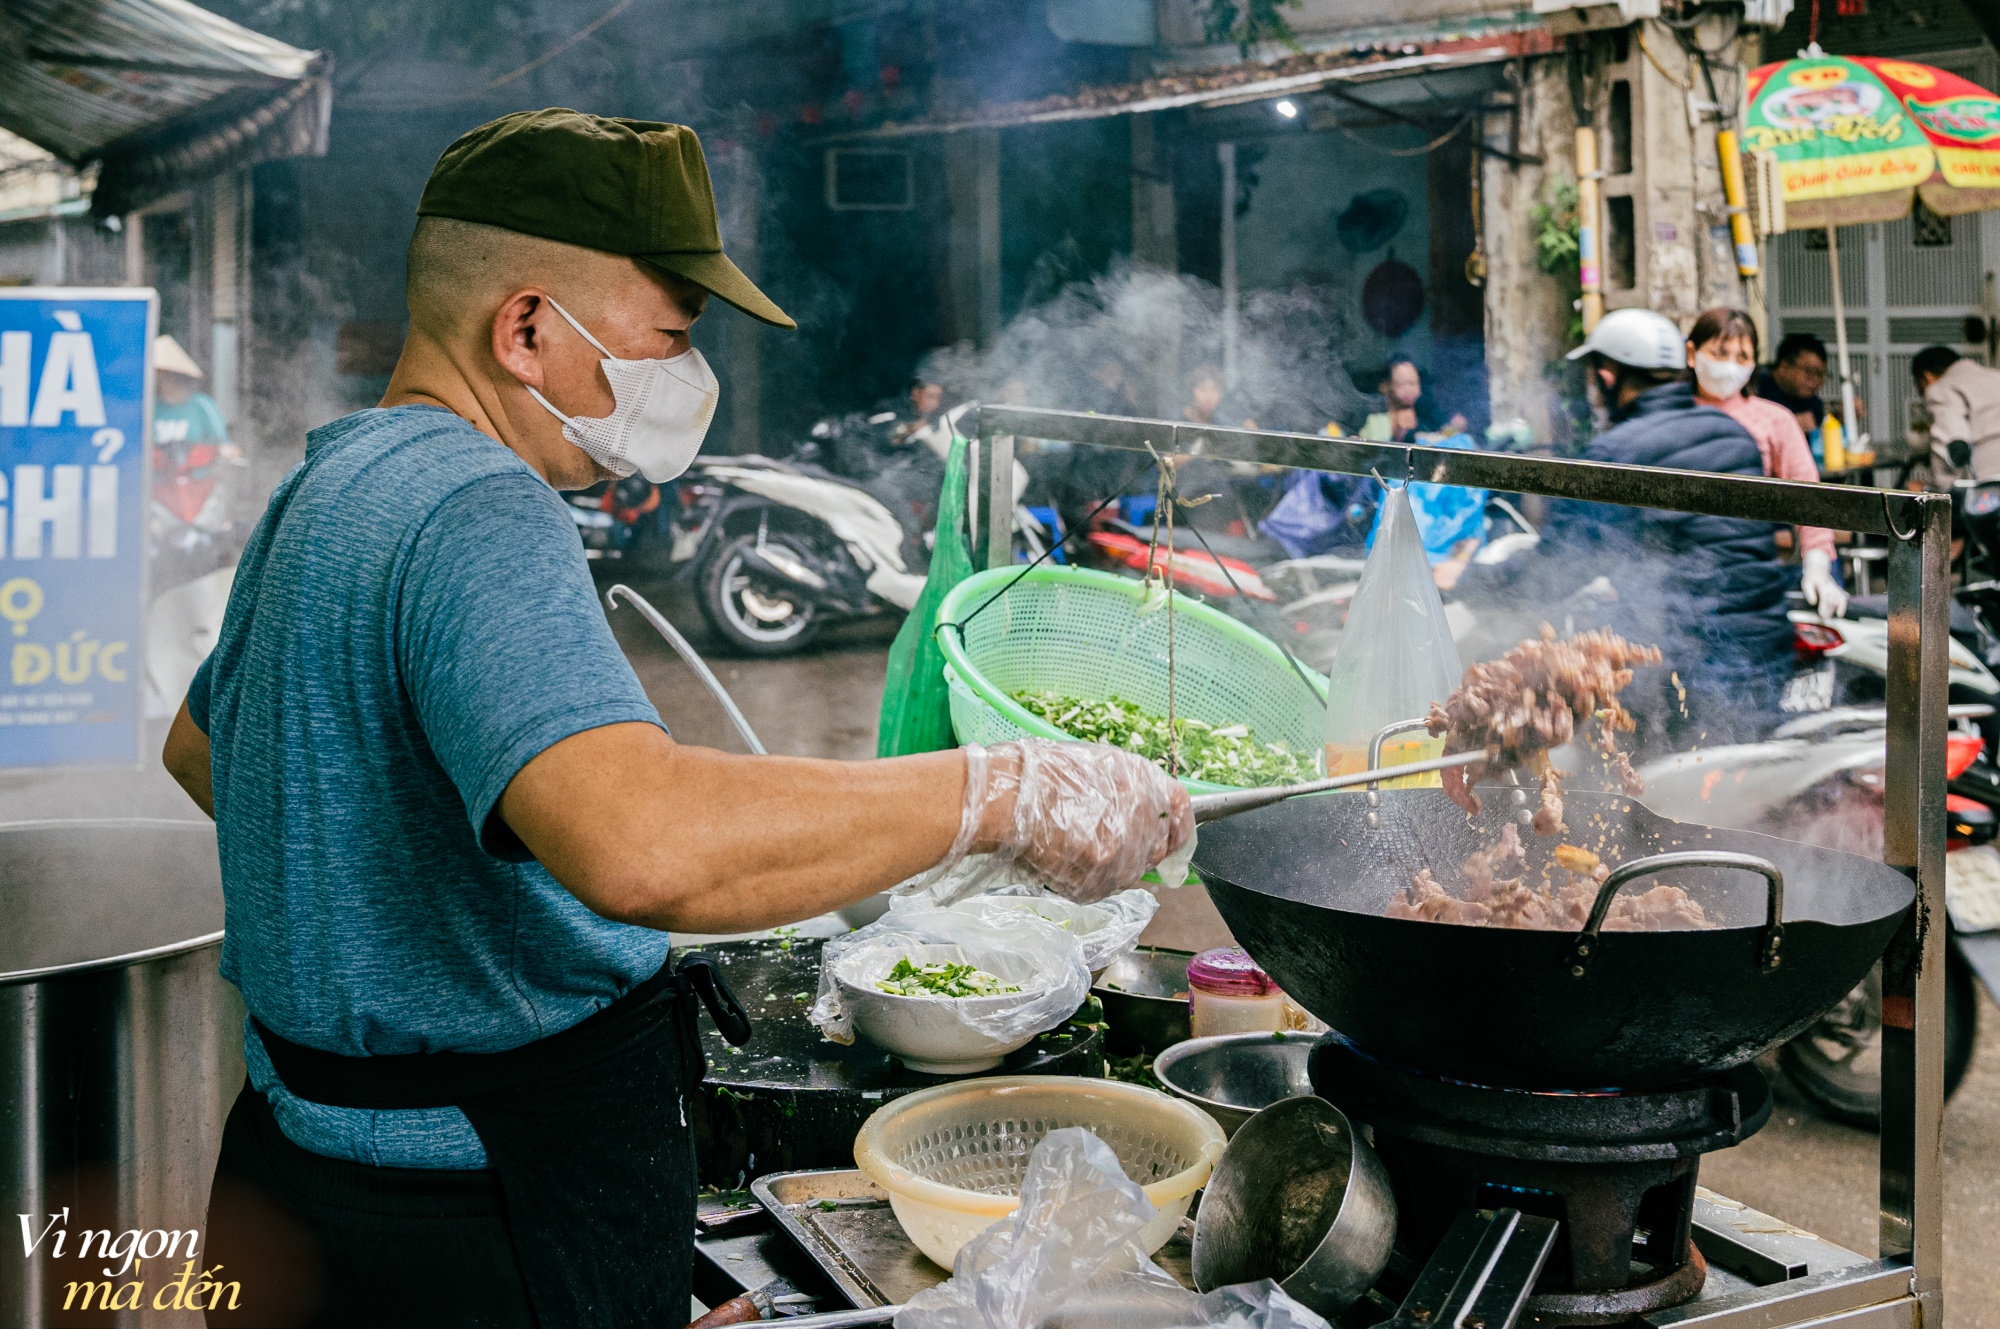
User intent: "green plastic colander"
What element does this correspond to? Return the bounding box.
[934,565,1328,794]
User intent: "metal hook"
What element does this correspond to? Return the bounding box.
[1883,491,1922,542]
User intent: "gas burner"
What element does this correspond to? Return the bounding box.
[1309,1034,1772,1326]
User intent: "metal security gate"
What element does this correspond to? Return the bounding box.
[1766,45,2000,460]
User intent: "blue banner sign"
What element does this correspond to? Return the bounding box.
[0,290,155,768]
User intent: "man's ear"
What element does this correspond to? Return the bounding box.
[491,290,547,390]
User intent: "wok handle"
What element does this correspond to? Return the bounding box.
[1567,851,1785,979]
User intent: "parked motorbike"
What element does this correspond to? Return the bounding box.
[664,457,930,655]
[1636,702,2000,1126]
[564,474,664,563]
[1427,515,2000,1126]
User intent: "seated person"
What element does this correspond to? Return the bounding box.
[1346,355,1466,442]
[1755,332,1834,453]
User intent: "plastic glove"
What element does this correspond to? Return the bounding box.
[1801,548,1849,619]
[924,740,1194,905]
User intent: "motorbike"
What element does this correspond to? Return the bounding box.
[564,474,664,564]
[559,415,934,653]
[150,435,248,593]
[658,456,930,655]
[1635,701,2000,1126]
[1428,513,2000,1127]
[584,403,1032,657]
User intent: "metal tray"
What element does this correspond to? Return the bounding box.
[751,1169,946,1309]
[751,1168,1195,1311]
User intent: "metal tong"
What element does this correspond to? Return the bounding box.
[606,584,767,754]
[1188,750,1487,823]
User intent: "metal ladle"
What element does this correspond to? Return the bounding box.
[605,580,1482,831]
[1189,750,1487,824]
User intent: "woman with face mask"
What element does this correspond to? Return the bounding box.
[1687,307,1847,617]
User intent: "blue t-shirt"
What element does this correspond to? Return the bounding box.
[187,405,670,1169]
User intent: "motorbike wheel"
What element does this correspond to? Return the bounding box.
[1778,949,1978,1130]
[699,533,823,656]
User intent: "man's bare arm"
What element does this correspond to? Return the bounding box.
[162,700,215,819]
[498,723,969,934]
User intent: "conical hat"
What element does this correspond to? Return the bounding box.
[154,335,204,379]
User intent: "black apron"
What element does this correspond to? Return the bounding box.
[251,952,751,1329]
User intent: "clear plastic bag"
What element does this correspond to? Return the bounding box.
[895,1128,1330,1329]
[1321,484,1463,786]
[809,907,1090,1045]
[929,886,1161,973]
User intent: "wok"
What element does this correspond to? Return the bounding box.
[1193,787,1915,1090]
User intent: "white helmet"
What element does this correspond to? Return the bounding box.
[1565,308,1686,370]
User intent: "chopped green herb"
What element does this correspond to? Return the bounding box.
[875,956,1021,998]
[817,1200,840,1212]
[1105,1051,1165,1091]
[1012,691,1312,788]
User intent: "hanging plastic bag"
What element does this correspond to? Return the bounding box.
[895,1127,1331,1329]
[927,886,1160,972]
[879,431,977,757]
[809,907,1090,1046]
[1321,484,1463,786]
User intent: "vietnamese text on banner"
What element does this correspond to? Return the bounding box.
[0,290,155,768]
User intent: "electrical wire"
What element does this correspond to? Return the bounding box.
[1636,27,1694,90]
[342,0,640,110]
[1338,113,1473,157]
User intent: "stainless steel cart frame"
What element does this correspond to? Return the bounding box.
[972,406,1952,1329]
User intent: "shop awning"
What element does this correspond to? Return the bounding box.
[815,26,1555,143]
[0,0,329,216]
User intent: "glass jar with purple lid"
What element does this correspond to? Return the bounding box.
[1186,947,1289,1038]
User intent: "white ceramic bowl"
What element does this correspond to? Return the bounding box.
[853,1075,1228,1269]
[833,943,1055,1073]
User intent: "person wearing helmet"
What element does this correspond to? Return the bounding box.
[1454,307,1796,743]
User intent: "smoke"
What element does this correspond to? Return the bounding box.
[917,261,1375,433]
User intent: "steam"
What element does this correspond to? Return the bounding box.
[918,261,1375,433]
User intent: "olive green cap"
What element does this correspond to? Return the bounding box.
[417,108,795,330]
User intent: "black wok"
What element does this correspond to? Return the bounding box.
[1193,787,1915,1091]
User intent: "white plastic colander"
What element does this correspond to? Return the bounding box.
[851,1075,1227,1269]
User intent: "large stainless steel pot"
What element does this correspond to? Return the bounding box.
[0,819,236,1329]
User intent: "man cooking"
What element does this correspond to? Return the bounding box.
[163,110,1189,1329]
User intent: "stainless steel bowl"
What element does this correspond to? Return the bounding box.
[1191,1095,1398,1317]
[1092,947,1192,1056]
[1151,1031,1313,1136]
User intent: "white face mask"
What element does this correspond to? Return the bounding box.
[524,297,718,482]
[1694,353,1755,401]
